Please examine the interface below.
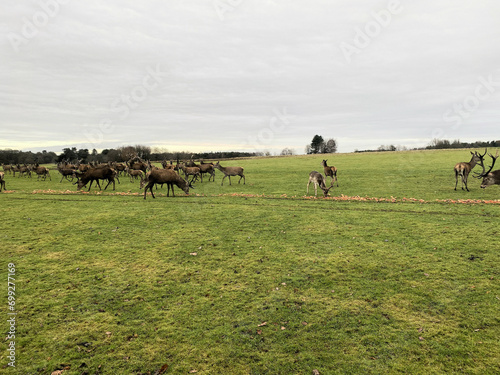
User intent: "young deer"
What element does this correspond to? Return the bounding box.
[307,171,332,197]
[454,150,483,191]
[321,160,338,187]
[213,161,245,186]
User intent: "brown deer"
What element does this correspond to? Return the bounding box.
[126,167,144,182]
[2,164,12,174]
[475,149,500,189]
[321,160,338,187]
[199,160,215,182]
[454,150,484,191]
[0,172,6,191]
[213,161,245,186]
[32,164,51,181]
[307,171,332,197]
[179,163,202,183]
[75,166,117,191]
[142,168,193,199]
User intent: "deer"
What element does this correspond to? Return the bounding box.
[142,168,193,199]
[307,171,332,197]
[75,166,117,191]
[57,165,77,182]
[17,164,31,178]
[126,167,145,182]
[32,164,51,181]
[475,149,500,189]
[178,163,202,183]
[454,150,484,191]
[198,160,215,182]
[321,159,338,187]
[0,172,6,191]
[213,161,245,186]
[127,159,148,174]
[2,164,12,174]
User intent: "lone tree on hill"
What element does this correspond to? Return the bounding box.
[306,135,337,154]
[308,135,324,154]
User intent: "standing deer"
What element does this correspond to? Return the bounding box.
[0,172,6,191]
[454,150,484,191]
[213,161,245,186]
[307,171,332,197]
[142,168,193,199]
[32,164,51,181]
[321,160,338,187]
[475,149,500,189]
[2,164,12,174]
[199,161,215,182]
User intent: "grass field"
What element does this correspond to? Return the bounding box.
[1,149,499,374]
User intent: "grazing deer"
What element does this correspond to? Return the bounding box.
[321,159,338,187]
[307,171,332,197]
[454,150,484,191]
[213,161,245,186]
[142,168,193,199]
[476,149,500,189]
[0,172,6,191]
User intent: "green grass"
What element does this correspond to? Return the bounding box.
[1,149,499,374]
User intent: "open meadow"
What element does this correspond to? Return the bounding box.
[1,149,499,374]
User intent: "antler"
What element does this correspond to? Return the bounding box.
[477,149,499,178]
[474,149,487,178]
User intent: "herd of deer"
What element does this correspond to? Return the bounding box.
[0,150,498,197]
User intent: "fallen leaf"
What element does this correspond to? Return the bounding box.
[154,363,169,375]
[419,336,424,341]
[313,370,320,375]
[190,252,197,256]
[257,322,267,327]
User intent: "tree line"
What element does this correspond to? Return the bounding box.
[0,146,261,165]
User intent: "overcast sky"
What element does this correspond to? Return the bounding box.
[1,0,499,154]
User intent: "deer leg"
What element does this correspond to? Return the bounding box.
[464,174,469,192]
[150,182,156,198]
[221,175,227,186]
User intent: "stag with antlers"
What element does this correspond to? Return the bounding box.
[475,149,500,189]
[454,150,485,191]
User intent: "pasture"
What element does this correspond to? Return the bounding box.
[1,149,499,374]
